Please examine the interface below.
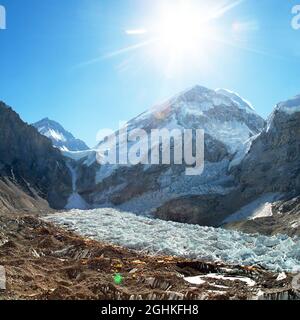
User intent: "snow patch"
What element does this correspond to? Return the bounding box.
[276,272,287,281]
[223,193,282,224]
[65,193,89,210]
[65,162,89,210]
[184,276,206,285]
[44,128,67,142]
[189,274,256,287]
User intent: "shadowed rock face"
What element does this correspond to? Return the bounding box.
[233,107,300,202]
[220,105,300,236]
[0,101,72,210]
[155,194,228,226]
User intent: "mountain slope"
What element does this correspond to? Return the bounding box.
[0,102,72,210]
[66,85,265,223]
[223,95,300,235]
[33,118,89,152]
[235,95,300,196]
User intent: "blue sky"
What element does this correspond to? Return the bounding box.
[0,0,300,147]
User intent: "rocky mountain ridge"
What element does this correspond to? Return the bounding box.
[0,102,72,211]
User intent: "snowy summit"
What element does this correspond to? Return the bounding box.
[33,118,89,152]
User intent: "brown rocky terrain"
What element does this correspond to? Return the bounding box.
[0,177,49,214]
[0,212,299,300]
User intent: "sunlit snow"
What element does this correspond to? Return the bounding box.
[223,193,282,223]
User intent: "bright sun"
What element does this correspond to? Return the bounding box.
[144,1,221,76]
[118,0,250,77]
[156,3,216,55]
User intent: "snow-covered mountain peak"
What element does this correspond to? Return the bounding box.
[131,85,261,125]
[170,86,256,114]
[70,85,265,213]
[33,118,89,152]
[174,85,214,102]
[124,85,265,154]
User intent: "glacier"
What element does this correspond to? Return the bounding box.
[44,208,300,272]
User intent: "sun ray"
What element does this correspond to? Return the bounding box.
[209,0,245,21]
[75,39,156,69]
[212,36,285,59]
[102,39,156,59]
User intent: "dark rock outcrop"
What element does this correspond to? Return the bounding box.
[155,194,228,226]
[231,99,300,205]
[0,101,72,211]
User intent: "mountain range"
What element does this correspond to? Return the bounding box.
[0,85,299,236]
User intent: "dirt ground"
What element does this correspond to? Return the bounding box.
[0,213,298,300]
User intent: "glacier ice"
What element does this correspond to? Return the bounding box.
[44,208,300,272]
